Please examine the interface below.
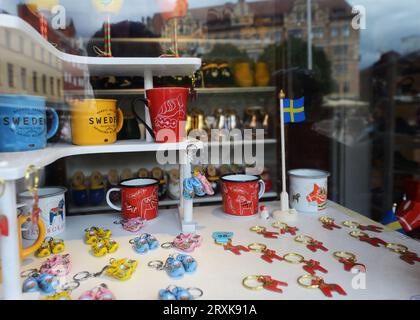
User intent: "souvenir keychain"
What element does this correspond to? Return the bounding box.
[148,254,197,279]
[242,275,288,294]
[130,233,159,254]
[79,283,116,300]
[216,239,250,255]
[247,243,284,264]
[161,233,202,252]
[73,258,138,283]
[349,230,387,247]
[212,231,234,245]
[39,254,72,276]
[297,275,347,298]
[250,226,279,239]
[35,237,65,258]
[333,252,366,272]
[319,217,341,231]
[43,281,80,300]
[385,243,420,265]
[84,226,118,257]
[159,285,203,300]
[21,270,60,295]
[283,253,328,275]
[114,217,146,233]
[342,221,383,233]
[294,235,328,252]
[271,221,299,235]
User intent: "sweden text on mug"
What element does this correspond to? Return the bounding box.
[70,99,124,145]
[288,169,330,214]
[0,94,59,152]
[106,178,159,220]
[221,174,265,216]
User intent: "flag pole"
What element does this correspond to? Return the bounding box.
[279,90,289,212]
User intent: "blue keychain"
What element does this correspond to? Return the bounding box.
[130,234,160,254]
[212,232,234,245]
[148,254,197,279]
[159,285,203,300]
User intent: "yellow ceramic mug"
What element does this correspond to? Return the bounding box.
[70,99,124,145]
[18,215,45,259]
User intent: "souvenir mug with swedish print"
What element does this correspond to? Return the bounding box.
[70,99,124,145]
[0,94,59,152]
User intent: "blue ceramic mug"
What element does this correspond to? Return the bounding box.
[0,94,59,152]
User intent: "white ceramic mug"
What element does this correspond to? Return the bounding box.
[288,169,330,213]
[19,187,67,240]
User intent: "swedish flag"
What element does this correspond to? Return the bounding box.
[283,97,305,123]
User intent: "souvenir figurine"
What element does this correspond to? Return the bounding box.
[206,165,220,194]
[89,171,105,206]
[71,171,88,207]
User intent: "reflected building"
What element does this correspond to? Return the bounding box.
[151,0,359,98]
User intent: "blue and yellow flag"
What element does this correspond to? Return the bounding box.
[283,97,305,123]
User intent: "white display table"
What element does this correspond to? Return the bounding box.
[3,201,419,300]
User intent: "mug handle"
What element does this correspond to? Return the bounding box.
[106,188,122,211]
[115,108,124,133]
[258,179,266,199]
[18,215,46,259]
[131,97,155,139]
[46,107,59,140]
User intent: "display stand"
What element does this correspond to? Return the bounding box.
[0,14,202,300]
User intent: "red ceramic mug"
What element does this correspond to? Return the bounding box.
[132,87,189,143]
[221,174,265,216]
[106,178,159,220]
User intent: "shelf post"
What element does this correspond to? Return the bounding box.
[0,180,22,299]
[144,69,154,143]
[179,148,196,233]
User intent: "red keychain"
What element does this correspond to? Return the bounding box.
[250,226,279,239]
[333,252,366,272]
[298,275,347,298]
[283,253,328,275]
[243,275,288,293]
[386,243,420,265]
[343,221,383,233]
[349,231,387,247]
[271,221,299,235]
[319,217,342,231]
[247,244,284,263]
[295,235,328,252]
[222,240,250,255]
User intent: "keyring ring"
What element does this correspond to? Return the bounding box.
[62,281,80,292]
[349,230,368,238]
[187,287,204,299]
[242,275,264,291]
[283,253,304,264]
[129,238,137,245]
[0,179,5,198]
[386,243,408,253]
[161,242,174,249]
[73,271,91,282]
[271,221,287,229]
[333,251,356,261]
[247,243,267,252]
[24,165,39,193]
[250,226,266,232]
[148,260,164,270]
[342,221,359,228]
[319,216,334,223]
[21,269,39,278]
[297,274,322,289]
[294,235,313,244]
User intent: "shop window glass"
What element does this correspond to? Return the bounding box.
[7,63,14,88]
[20,67,26,90]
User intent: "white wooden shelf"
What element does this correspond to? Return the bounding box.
[0,14,201,77]
[67,191,279,214]
[0,139,202,181]
[204,138,277,147]
[4,201,420,300]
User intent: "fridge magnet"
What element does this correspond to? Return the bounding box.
[242,275,288,294]
[297,275,347,298]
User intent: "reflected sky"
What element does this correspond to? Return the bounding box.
[1,0,419,68]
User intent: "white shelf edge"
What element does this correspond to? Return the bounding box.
[0,14,201,76]
[67,191,279,214]
[0,139,203,181]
